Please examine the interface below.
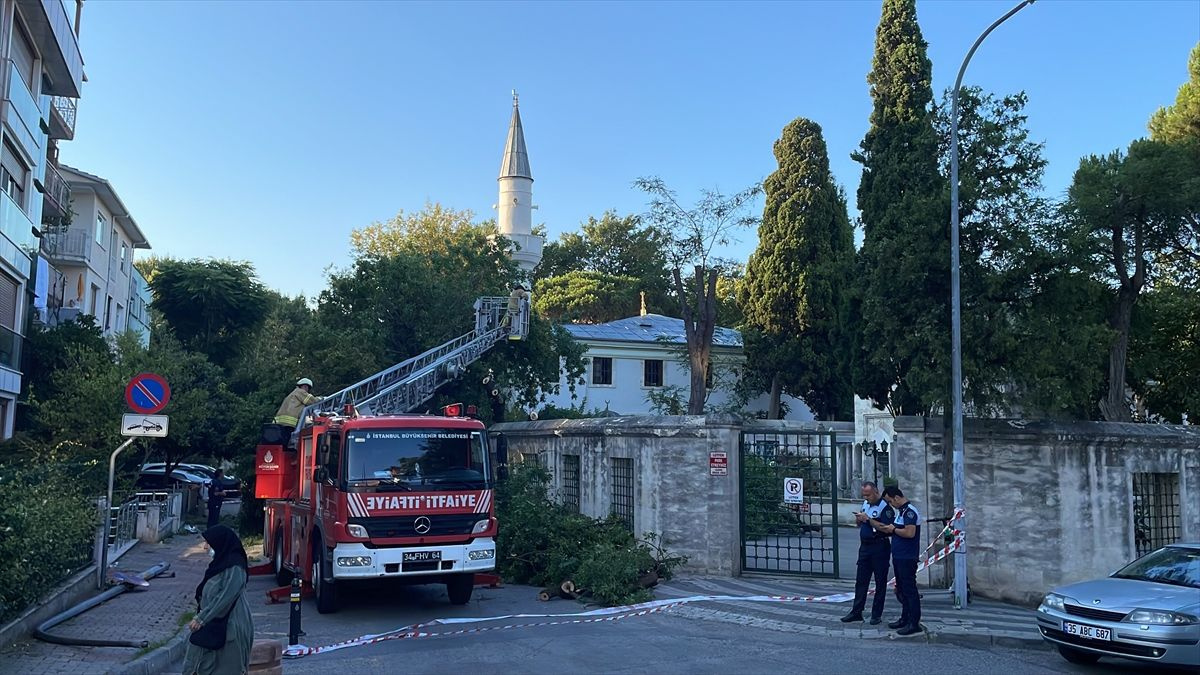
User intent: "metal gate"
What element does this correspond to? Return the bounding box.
[740,429,839,576]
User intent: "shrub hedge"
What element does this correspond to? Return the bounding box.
[496,464,686,606]
[0,445,97,623]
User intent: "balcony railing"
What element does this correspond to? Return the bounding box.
[49,95,76,140]
[0,324,22,371]
[42,162,71,222]
[40,227,90,261]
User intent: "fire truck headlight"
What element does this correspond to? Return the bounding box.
[471,519,492,534]
[347,524,368,538]
[469,549,495,561]
[336,556,372,567]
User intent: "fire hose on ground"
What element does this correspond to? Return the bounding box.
[33,561,172,648]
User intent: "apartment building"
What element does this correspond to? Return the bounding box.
[0,0,83,438]
[41,164,150,343]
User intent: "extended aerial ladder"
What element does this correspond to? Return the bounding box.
[292,295,529,433]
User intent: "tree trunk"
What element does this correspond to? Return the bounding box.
[687,348,708,415]
[768,373,782,419]
[1100,291,1136,422]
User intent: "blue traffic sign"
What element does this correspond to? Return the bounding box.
[125,373,171,414]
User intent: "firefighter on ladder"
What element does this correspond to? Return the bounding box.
[274,378,322,427]
[500,283,528,337]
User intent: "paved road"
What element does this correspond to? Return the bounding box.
[240,574,1167,675]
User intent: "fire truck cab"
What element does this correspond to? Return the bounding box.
[258,405,498,613]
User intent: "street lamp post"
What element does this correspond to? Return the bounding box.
[949,0,1036,610]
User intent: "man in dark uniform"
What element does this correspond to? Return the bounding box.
[840,481,894,625]
[881,485,923,635]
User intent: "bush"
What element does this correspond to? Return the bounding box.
[0,444,97,622]
[495,465,686,606]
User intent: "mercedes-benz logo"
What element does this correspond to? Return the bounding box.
[413,516,431,535]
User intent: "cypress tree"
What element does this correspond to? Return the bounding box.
[741,118,854,419]
[851,0,949,415]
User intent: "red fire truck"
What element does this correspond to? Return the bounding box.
[256,296,525,613]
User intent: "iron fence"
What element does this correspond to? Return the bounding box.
[560,455,580,512]
[1132,472,1181,556]
[610,457,634,530]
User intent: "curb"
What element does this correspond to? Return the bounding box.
[924,627,1044,649]
[111,627,189,675]
[0,564,98,649]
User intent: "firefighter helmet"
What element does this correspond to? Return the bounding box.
[296,377,314,387]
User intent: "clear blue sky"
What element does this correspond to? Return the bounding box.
[61,0,1199,298]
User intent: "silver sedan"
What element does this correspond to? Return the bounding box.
[1036,542,1200,667]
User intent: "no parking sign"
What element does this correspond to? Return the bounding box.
[783,477,804,504]
[125,373,171,414]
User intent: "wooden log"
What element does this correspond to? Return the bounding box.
[638,571,659,589]
[537,589,553,602]
[561,580,576,595]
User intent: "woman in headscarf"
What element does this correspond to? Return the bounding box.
[182,525,254,675]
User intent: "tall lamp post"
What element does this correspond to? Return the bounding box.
[949,0,1036,610]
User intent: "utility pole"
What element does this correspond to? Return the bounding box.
[949,0,1036,609]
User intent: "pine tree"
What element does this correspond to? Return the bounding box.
[741,118,854,419]
[851,0,948,415]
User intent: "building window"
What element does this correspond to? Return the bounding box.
[610,457,634,530]
[10,21,37,92]
[89,284,100,316]
[1132,473,1181,556]
[0,141,29,210]
[592,357,613,386]
[0,271,17,331]
[95,212,107,246]
[561,455,580,513]
[120,244,128,272]
[643,359,663,388]
[104,295,113,330]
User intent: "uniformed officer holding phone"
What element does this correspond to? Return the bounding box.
[840,481,894,625]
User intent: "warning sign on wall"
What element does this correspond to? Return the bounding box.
[783,477,804,504]
[709,451,728,476]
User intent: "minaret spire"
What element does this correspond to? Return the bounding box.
[495,93,543,273]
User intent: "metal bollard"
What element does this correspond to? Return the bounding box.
[288,577,303,645]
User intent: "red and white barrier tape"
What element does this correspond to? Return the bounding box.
[285,511,970,659]
[282,588,869,658]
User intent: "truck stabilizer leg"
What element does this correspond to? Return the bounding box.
[474,573,502,588]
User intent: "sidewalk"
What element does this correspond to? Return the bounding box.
[0,532,210,675]
[656,575,1040,646]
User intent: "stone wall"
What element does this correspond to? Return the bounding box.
[890,417,1200,605]
[492,415,744,575]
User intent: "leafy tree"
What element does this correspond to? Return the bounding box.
[142,258,270,368]
[1149,43,1200,144]
[933,87,1111,417]
[634,177,761,414]
[1066,139,1200,421]
[741,118,854,420]
[536,211,673,317]
[316,204,585,419]
[1129,277,1199,422]
[851,0,948,415]
[534,270,641,324]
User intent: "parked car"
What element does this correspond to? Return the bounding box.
[141,463,240,496]
[135,467,210,491]
[1036,542,1200,668]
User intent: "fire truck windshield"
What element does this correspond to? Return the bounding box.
[344,428,488,489]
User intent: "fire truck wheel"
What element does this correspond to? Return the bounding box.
[313,544,339,614]
[446,574,474,605]
[273,530,294,587]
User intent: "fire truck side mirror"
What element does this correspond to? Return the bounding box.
[314,467,329,484]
